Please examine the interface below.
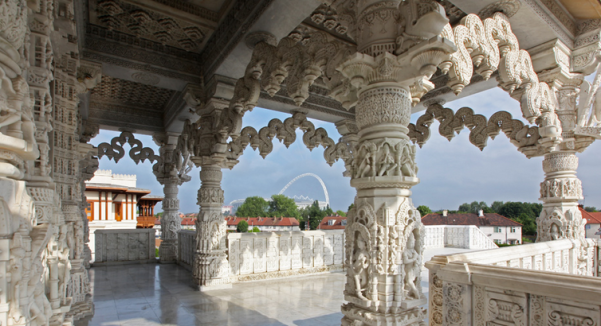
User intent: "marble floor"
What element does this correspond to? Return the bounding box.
[75,248,475,326]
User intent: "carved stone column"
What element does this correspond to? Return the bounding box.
[193,162,230,290]
[343,84,427,326]
[335,1,453,325]
[158,176,181,263]
[536,152,585,242]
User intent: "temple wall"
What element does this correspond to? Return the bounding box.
[94,229,157,265]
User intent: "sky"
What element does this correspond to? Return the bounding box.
[91,82,601,214]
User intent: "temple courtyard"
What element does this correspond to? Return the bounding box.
[75,248,471,326]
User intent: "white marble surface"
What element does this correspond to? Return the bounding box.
[74,248,475,326]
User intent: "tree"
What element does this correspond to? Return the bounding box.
[458,201,490,214]
[299,201,333,230]
[335,210,346,217]
[491,201,504,213]
[417,205,432,217]
[236,196,269,217]
[585,206,598,212]
[252,226,260,232]
[348,203,355,212]
[236,220,249,233]
[155,212,163,218]
[268,194,300,218]
[458,203,470,213]
[496,202,541,236]
[516,212,536,235]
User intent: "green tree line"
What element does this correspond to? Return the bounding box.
[234,195,342,231]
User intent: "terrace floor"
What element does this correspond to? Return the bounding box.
[75,248,474,326]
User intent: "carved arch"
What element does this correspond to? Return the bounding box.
[437,12,561,145]
[97,131,161,165]
[226,112,353,167]
[408,103,540,155]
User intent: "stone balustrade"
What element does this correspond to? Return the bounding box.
[174,226,501,280]
[429,238,597,275]
[424,225,498,250]
[426,239,600,326]
[227,230,345,282]
[94,229,157,265]
[178,230,196,270]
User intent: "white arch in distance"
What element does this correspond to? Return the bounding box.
[278,173,329,207]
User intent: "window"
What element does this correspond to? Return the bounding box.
[341,220,347,226]
[328,220,335,226]
[510,227,517,233]
[493,239,501,244]
[494,227,502,233]
[586,224,591,230]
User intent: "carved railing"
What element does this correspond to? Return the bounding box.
[424,226,445,249]
[228,230,345,282]
[426,239,599,326]
[424,225,498,250]
[94,229,157,265]
[177,230,195,271]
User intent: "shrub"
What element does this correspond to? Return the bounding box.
[237,220,249,233]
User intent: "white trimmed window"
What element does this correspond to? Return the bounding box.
[494,227,502,233]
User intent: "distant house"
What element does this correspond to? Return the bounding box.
[422,210,522,245]
[225,217,300,231]
[318,216,347,230]
[579,206,601,239]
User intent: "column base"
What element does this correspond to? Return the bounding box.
[342,303,426,326]
[198,283,233,291]
[159,240,177,263]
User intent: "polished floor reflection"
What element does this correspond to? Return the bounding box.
[74,248,473,326]
[75,264,346,326]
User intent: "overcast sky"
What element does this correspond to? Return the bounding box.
[91,82,601,214]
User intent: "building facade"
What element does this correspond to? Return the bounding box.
[85,170,162,260]
[580,206,601,239]
[422,210,523,244]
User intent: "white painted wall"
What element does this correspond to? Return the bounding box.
[479,226,522,244]
[585,223,601,239]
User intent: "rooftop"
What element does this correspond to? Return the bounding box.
[579,207,601,224]
[421,212,522,227]
[318,216,347,230]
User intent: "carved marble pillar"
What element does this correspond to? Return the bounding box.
[335,1,453,325]
[342,84,427,326]
[536,152,585,242]
[158,176,181,263]
[193,163,230,290]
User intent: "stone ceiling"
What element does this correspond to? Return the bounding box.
[87,76,178,132]
[79,0,601,134]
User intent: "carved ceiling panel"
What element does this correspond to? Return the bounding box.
[89,0,217,52]
[90,75,176,111]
